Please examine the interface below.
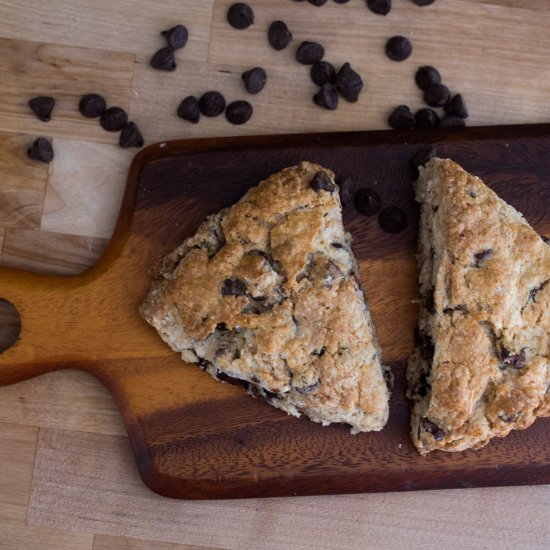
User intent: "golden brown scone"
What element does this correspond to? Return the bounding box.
[140,161,390,433]
[408,158,550,455]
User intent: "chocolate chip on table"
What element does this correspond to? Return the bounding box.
[268,20,293,51]
[198,91,226,117]
[415,65,441,91]
[242,67,267,94]
[313,83,339,110]
[310,171,336,193]
[119,122,144,148]
[445,94,469,118]
[28,96,55,122]
[333,0,351,3]
[308,0,328,5]
[337,175,353,205]
[421,417,446,441]
[367,0,391,15]
[379,206,408,233]
[412,0,436,5]
[150,46,176,71]
[439,115,466,128]
[411,145,437,169]
[27,137,54,163]
[354,188,382,216]
[177,96,200,123]
[334,63,363,102]
[385,36,412,62]
[225,100,253,125]
[296,41,325,65]
[388,105,415,129]
[424,82,450,107]
[221,277,247,296]
[415,108,440,128]
[311,61,336,86]
[100,107,128,131]
[78,93,106,118]
[227,3,254,30]
[161,25,188,50]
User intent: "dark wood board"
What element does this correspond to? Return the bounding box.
[1,124,549,499]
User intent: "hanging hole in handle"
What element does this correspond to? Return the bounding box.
[0,298,21,353]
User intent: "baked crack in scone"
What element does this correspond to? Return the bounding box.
[408,158,550,454]
[140,161,390,433]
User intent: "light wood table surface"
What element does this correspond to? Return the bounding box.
[1,1,549,548]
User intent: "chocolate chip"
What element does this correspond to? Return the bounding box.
[268,20,292,51]
[119,122,144,148]
[411,145,437,169]
[415,327,435,361]
[354,188,381,216]
[388,105,415,129]
[426,287,436,314]
[198,357,212,369]
[334,63,364,103]
[473,249,493,267]
[542,235,550,244]
[337,175,353,205]
[199,91,226,117]
[367,0,391,15]
[161,25,188,49]
[333,0,351,3]
[385,36,413,62]
[27,137,54,163]
[498,348,525,370]
[424,83,450,107]
[242,67,267,94]
[216,322,228,331]
[311,61,336,86]
[296,41,325,65]
[227,3,254,29]
[310,171,336,193]
[445,94,469,118]
[149,46,176,71]
[379,207,408,233]
[78,93,106,118]
[415,108,440,128]
[28,96,55,122]
[308,0,328,5]
[225,100,253,125]
[100,107,128,131]
[331,242,344,248]
[439,115,466,128]
[311,347,326,356]
[177,96,200,123]
[314,83,339,110]
[295,381,319,394]
[498,412,519,423]
[221,277,247,296]
[412,0,436,5]
[421,417,446,440]
[415,66,441,90]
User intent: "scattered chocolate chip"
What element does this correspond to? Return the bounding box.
[333,0,351,3]
[221,277,247,296]
[28,96,55,122]
[541,235,549,244]
[177,96,200,123]
[379,207,408,233]
[199,91,226,117]
[354,188,381,217]
[268,20,293,51]
[334,63,364,102]
[311,61,336,86]
[415,108,440,128]
[412,0,436,5]
[468,191,477,198]
[161,25,188,49]
[424,83,450,107]
[473,249,493,267]
[27,137,54,163]
[415,65,441,90]
[119,122,144,148]
[308,0,328,5]
[421,417,446,440]
[388,105,415,129]
[445,94,469,118]
[498,348,525,370]
[100,107,128,131]
[385,36,413,62]
[225,100,253,125]
[78,93,106,118]
[310,171,336,193]
[311,346,327,356]
[242,67,267,94]
[367,0,391,15]
[415,327,435,361]
[337,175,353,205]
[149,46,176,71]
[331,242,344,248]
[439,115,466,128]
[426,287,436,314]
[296,41,325,65]
[216,322,228,331]
[314,83,339,110]
[227,3,254,29]
[411,145,437,169]
[198,357,212,369]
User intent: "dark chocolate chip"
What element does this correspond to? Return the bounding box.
[445,94,469,118]
[149,46,176,71]
[225,100,253,125]
[415,65,441,91]
[216,370,249,388]
[542,235,550,244]
[443,304,469,315]
[334,63,364,103]
[27,137,54,163]
[28,96,55,122]
[310,61,336,86]
[421,417,446,440]
[161,25,188,49]
[415,327,435,361]
[227,3,254,29]
[337,175,353,206]
[379,206,408,233]
[411,145,437,169]
[198,357,212,369]
[311,346,327,356]
[498,348,525,370]
[439,115,466,128]
[177,95,200,123]
[354,188,382,217]
[221,277,247,296]
[216,322,228,331]
[417,372,430,397]
[424,83,450,107]
[426,287,435,314]
[412,0,436,5]
[333,0,351,3]
[308,0,328,5]
[468,191,477,198]
[385,36,413,62]
[268,20,293,51]
[528,280,550,304]
[367,0,391,15]
[313,83,339,110]
[295,381,319,394]
[388,105,415,129]
[78,93,106,118]
[415,108,440,128]
[296,41,325,65]
[310,171,336,193]
[100,107,128,131]
[331,242,344,248]
[498,412,519,423]
[119,122,144,148]
[199,91,226,117]
[473,249,493,267]
[242,67,267,94]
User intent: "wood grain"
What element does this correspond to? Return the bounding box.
[0,524,93,550]
[93,535,221,550]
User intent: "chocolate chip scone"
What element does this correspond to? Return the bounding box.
[140,161,390,433]
[408,158,550,455]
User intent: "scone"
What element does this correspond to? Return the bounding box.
[140,161,390,433]
[408,157,550,454]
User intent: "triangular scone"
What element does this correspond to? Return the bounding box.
[408,158,550,454]
[141,161,390,433]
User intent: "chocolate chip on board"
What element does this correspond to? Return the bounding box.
[411,145,437,169]
[311,61,336,86]
[198,91,226,117]
[415,108,440,128]
[28,96,55,122]
[333,0,351,3]
[354,188,382,216]
[227,3,254,30]
[27,137,54,163]
[225,100,253,125]
[439,115,466,128]
[161,25,189,50]
[388,105,415,129]
[268,20,293,50]
[424,82,450,107]
[367,0,391,15]
[385,36,413,61]
[149,46,176,71]
[242,67,267,94]
[334,63,364,102]
[337,176,354,205]
[177,95,200,123]
[415,65,441,91]
[313,83,339,110]
[310,171,336,193]
[308,0,328,5]
[78,93,106,118]
[100,107,128,131]
[296,41,325,64]
[412,0,436,5]
[379,206,408,233]
[119,122,144,148]
[445,94,469,118]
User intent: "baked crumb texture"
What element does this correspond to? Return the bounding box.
[408,158,550,455]
[140,161,390,433]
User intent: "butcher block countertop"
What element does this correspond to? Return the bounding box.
[0,1,549,548]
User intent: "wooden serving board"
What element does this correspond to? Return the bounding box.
[1,124,550,499]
